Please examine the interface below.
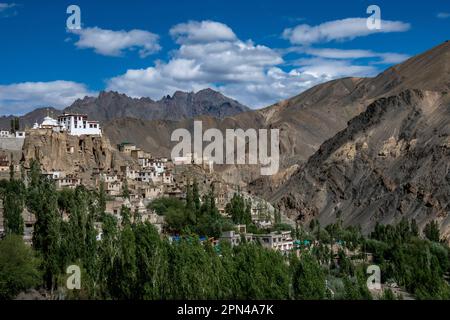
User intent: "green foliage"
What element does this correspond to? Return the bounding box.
[274,208,282,225]
[231,243,290,299]
[0,235,41,299]
[149,197,185,216]
[31,176,61,290]
[291,252,326,300]
[380,288,396,300]
[10,117,19,134]
[3,158,450,301]
[150,183,232,238]
[133,223,169,299]
[225,192,251,225]
[369,219,450,299]
[424,220,440,242]
[2,179,25,235]
[109,223,137,299]
[342,267,372,300]
[98,214,119,298]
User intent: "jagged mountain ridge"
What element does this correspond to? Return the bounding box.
[65,88,250,122]
[0,88,250,130]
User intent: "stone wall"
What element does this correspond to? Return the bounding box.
[0,137,24,151]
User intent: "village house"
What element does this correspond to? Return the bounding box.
[252,231,294,254]
[118,142,137,154]
[0,155,9,172]
[131,149,153,161]
[137,169,159,183]
[138,185,164,200]
[105,181,123,196]
[56,175,82,189]
[219,226,294,254]
[151,161,165,174]
[219,230,242,246]
[120,166,139,180]
[43,170,65,180]
[162,172,174,184]
[99,172,119,183]
[164,184,185,199]
[105,199,127,221]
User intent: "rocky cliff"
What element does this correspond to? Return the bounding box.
[273,89,450,237]
[21,129,130,184]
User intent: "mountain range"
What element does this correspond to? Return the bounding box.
[0,88,250,129]
[104,41,450,236]
[1,40,449,237]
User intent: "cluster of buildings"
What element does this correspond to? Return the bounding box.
[1,113,289,255]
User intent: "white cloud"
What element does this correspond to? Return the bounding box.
[295,47,409,64]
[304,48,377,59]
[293,58,377,79]
[0,81,95,115]
[107,20,411,108]
[0,19,412,114]
[69,27,161,57]
[0,2,15,12]
[283,18,410,45]
[107,21,288,107]
[376,52,410,64]
[437,12,450,19]
[170,20,237,44]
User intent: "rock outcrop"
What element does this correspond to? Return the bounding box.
[21,129,129,184]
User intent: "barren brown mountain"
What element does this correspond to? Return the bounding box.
[270,41,450,237]
[105,41,450,237]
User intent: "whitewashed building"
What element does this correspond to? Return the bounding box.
[0,130,25,138]
[33,113,101,136]
[57,113,101,136]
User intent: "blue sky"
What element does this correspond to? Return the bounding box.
[0,0,449,115]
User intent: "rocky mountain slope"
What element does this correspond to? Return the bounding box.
[270,42,450,237]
